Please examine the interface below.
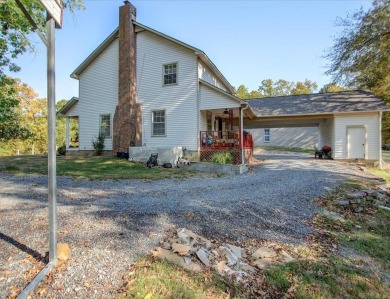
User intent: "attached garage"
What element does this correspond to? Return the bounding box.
[244,90,389,164]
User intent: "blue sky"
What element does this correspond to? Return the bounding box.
[11,0,371,101]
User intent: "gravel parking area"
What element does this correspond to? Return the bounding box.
[0,157,377,298]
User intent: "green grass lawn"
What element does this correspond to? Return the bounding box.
[265,209,389,299]
[254,145,313,154]
[367,150,390,184]
[119,258,246,299]
[0,155,197,180]
[382,150,390,164]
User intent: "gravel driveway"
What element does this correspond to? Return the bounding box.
[0,157,376,298]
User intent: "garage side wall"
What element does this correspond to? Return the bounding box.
[318,118,334,151]
[250,127,318,148]
[333,113,380,160]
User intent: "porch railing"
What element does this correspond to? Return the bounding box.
[200,130,253,150]
[200,130,241,149]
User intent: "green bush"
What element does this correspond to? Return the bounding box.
[92,133,105,156]
[211,152,233,164]
[57,144,66,156]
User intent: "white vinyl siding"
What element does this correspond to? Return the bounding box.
[318,117,334,151]
[250,127,318,148]
[137,31,198,150]
[69,39,119,150]
[333,113,380,160]
[200,83,240,110]
[198,61,229,92]
[199,111,208,133]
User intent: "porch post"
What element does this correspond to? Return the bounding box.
[65,117,70,149]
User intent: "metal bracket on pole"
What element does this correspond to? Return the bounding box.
[14,0,48,46]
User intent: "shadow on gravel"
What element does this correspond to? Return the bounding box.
[0,232,46,262]
[0,159,378,247]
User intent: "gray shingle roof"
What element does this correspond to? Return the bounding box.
[246,90,389,117]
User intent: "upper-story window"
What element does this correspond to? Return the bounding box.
[163,63,177,85]
[264,129,270,143]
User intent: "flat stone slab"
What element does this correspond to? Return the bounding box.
[323,210,346,222]
[252,257,275,269]
[241,263,256,273]
[335,200,349,206]
[196,249,210,267]
[152,247,201,272]
[172,243,191,256]
[226,244,243,259]
[349,199,362,204]
[219,246,239,266]
[362,190,377,196]
[252,247,277,259]
[346,192,366,199]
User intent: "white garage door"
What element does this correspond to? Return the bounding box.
[347,127,366,159]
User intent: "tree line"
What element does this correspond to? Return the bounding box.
[0,77,67,155]
[235,80,344,100]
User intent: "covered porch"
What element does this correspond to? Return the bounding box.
[198,80,256,164]
[199,107,254,164]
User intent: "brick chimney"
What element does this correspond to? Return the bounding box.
[113,1,142,154]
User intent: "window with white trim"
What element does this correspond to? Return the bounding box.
[100,114,111,137]
[163,63,177,85]
[264,129,270,142]
[152,110,166,136]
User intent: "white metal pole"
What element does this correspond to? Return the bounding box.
[47,16,57,263]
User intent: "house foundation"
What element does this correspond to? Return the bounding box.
[128,146,184,166]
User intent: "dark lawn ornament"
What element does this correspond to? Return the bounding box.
[146,153,158,168]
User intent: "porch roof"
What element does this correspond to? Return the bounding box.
[199,80,257,118]
[57,97,79,116]
[246,90,389,117]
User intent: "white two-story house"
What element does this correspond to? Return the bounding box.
[58,1,254,165]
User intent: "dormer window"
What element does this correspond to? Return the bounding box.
[163,63,177,85]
